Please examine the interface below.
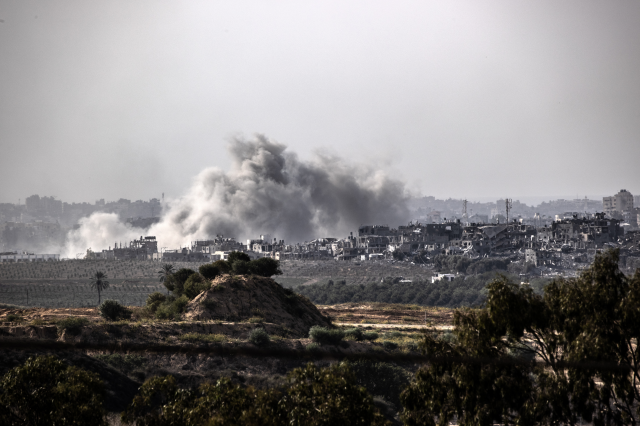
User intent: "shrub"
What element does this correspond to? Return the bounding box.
[145,292,166,313]
[198,263,220,280]
[309,326,345,345]
[0,356,107,425]
[232,260,251,275]
[228,251,251,266]
[382,341,398,350]
[179,333,225,343]
[306,342,321,352]
[286,363,388,426]
[347,360,411,410]
[56,317,90,335]
[5,314,23,322]
[99,300,132,321]
[249,257,283,277]
[169,268,197,296]
[183,274,211,299]
[212,259,232,274]
[173,294,190,313]
[344,328,364,341]
[155,295,190,320]
[249,328,270,346]
[154,304,175,320]
[362,331,379,341]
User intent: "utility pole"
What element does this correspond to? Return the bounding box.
[505,198,513,224]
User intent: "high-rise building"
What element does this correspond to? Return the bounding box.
[603,189,634,215]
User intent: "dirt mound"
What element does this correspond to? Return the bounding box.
[184,274,331,337]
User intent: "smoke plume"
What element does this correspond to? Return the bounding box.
[66,135,410,254]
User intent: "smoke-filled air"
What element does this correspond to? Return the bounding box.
[64,135,410,256]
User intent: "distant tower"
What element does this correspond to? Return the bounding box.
[162,193,164,202]
[505,198,513,224]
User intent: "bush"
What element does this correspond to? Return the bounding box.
[179,333,225,343]
[306,342,321,352]
[212,260,231,274]
[344,328,364,341]
[382,341,398,350]
[286,363,388,426]
[122,364,388,426]
[183,274,211,299]
[0,356,107,426]
[232,259,251,275]
[309,326,345,345]
[198,263,220,280]
[145,292,167,313]
[99,300,132,321]
[5,314,23,322]
[249,257,283,277]
[168,268,197,296]
[154,295,190,321]
[362,331,379,341]
[347,360,411,410]
[228,251,251,266]
[56,317,90,335]
[249,328,270,346]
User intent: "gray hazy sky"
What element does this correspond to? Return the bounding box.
[1,1,639,204]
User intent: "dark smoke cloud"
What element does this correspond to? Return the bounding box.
[147,134,410,246]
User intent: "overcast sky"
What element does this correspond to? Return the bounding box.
[1,1,639,205]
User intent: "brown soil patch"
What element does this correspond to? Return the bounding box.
[184,274,331,337]
[318,303,454,327]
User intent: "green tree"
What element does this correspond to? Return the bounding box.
[212,259,231,274]
[158,263,175,292]
[121,375,284,426]
[167,268,197,297]
[285,362,389,426]
[122,364,389,426]
[250,257,283,277]
[183,273,211,299]
[199,263,220,280]
[90,271,109,305]
[227,251,251,266]
[0,355,107,426]
[401,249,640,426]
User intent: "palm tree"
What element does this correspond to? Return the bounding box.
[158,264,175,294]
[158,263,175,283]
[90,271,109,305]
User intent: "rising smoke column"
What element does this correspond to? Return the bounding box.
[147,134,410,247]
[65,212,145,257]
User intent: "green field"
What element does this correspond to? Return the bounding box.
[0,279,166,308]
[0,259,435,307]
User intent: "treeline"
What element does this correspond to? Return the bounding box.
[294,272,550,308]
[0,356,391,426]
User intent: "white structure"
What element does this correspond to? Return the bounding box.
[0,253,60,262]
[431,273,456,283]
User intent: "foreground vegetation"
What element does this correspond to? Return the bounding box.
[1,250,638,425]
